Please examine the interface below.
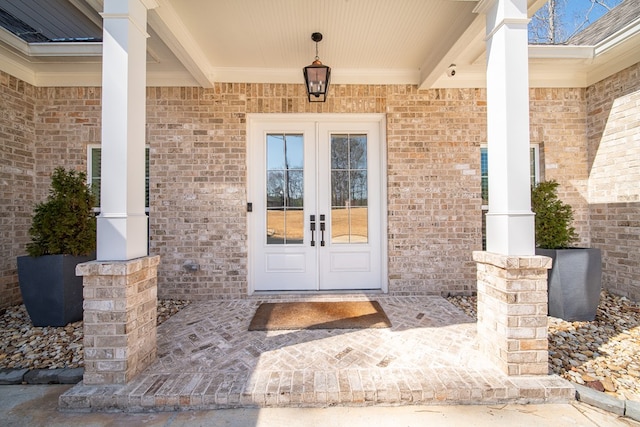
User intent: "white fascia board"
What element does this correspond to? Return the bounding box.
[594,19,640,56]
[528,70,588,88]
[28,43,102,57]
[34,69,198,87]
[0,26,101,57]
[35,71,102,87]
[0,51,37,85]
[147,71,199,87]
[0,27,31,55]
[586,41,640,86]
[528,45,594,60]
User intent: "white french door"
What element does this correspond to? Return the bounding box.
[247,114,387,292]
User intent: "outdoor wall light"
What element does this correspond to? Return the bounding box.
[303,32,331,102]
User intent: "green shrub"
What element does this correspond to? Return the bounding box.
[531,180,577,249]
[27,167,97,256]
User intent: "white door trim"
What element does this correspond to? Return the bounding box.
[246,113,388,294]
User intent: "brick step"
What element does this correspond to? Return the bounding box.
[59,371,574,412]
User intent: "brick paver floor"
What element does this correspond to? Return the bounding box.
[59,295,574,412]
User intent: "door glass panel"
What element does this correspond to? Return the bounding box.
[349,135,367,169]
[331,135,349,169]
[266,210,285,245]
[350,170,368,242]
[266,134,304,245]
[266,171,285,207]
[284,209,304,244]
[330,134,368,244]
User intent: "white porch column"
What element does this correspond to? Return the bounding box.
[478,0,534,255]
[98,0,157,260]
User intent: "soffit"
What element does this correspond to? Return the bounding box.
[169,0,476,70]
[0,0,480,87]
[0,0,638,88]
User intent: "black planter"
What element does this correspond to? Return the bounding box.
[536,248,602,321]
[17,254,94,327]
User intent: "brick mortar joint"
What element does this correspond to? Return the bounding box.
[473,251,552,271]
[478,282,548,296]
[77,255,161,277]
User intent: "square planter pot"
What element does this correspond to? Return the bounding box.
[536,247,602,321]
[17,254,94,327]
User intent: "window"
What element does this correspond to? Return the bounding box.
[266,133,304,245]
[87,145,150,211]
[481,145,539,248]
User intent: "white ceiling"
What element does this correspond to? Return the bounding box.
[0,0,639,89]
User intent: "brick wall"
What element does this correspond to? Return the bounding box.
[386,87,485,295]
[530,88,590,246]
[1,70,636,303]
[147,86,250,299]
[33,87,102,198]
[147,84,485,298]
[0,71,36,309]
[586,63,640,300]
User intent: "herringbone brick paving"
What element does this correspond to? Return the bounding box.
[59,295,574,412]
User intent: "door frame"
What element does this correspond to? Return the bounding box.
[246,113,388,294]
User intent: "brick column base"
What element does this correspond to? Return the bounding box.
[473,251,551,376]
[77,255,160,385]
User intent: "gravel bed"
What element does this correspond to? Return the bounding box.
[447,291,640,402]
[0,299,190,370]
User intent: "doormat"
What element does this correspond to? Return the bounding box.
[248,301,392,331]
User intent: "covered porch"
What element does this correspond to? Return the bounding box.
[34,0,566,410]
[2,0,638,414]
[59,294,573,411]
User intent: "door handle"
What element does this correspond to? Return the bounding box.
[310,215,316,247]
[320,214,325,247]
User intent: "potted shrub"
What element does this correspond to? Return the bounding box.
[17,167,96,327]
[532,180,601,321]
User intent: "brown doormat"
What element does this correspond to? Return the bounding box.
[248,301,392,331]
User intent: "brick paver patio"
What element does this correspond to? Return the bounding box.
[59,295,574,412]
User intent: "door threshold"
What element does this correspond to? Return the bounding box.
[249,289,385,300]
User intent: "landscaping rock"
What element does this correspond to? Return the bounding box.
[0,368,28,385]
[0,299,189,372]
[448,291,640,402]
[24,369,59,384]
[626,400,640,422]
[57,367,84,384]
[575,383,625,416]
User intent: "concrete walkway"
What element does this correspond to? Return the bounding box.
[4,384,640,427]
[60,295,573,411]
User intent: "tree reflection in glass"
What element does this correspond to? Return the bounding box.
[266,134,304,244]
[331,134,368,243]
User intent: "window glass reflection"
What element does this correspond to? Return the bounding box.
[266,171,285,208]
[331,170,349,207]
[331,134,349,169]
[350,171,367,206]
[267,209,285,245]
[350,207,368,243]
[266,134,304,245]
[284,209,304,244]
[330,134,368,244]
[350,136,367,169]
